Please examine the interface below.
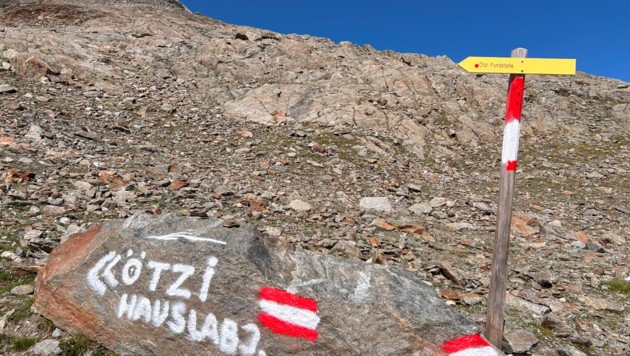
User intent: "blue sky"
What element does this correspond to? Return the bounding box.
[182,1,629,82]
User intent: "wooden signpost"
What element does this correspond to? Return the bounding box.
[458,48,576,348]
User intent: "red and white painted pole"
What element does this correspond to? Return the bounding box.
[485,48,527,347]
[502,75,524,172]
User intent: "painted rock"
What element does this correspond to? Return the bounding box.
[34,213,500,355]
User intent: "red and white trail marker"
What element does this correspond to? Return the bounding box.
[258,287,320,342]
[501,76,524,172]
[443,334,498,356]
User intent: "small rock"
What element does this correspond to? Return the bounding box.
[155,179,171,187]
[511,212,540,237]
[578,296,624,312]
[446,222,474,231]
[83,90,102,98]
[61,224,86,244]
[0,84,17,94]
[440,289,460,301]
[29,339,62,356]
[237,130,253,138]
[331,240,361,258]
[568,336,592,347]
[602,233,625,245]
[25,124,44,142]
[360,197,393,213]
[461,293,483,306]
[557,346,587,356]
[407,183,422,192]
[545,299,565,314]
[42,205,66,217]
[439,261,463,286]
[382,220,427,234]
[409,202,432,215]
[113,189,137,206]
[169,180,189,190]
[222,220,240,228]
[570,241,586,249]
[24,229,44,240]
[542,315,572,336]
[473,202,494,214]
[161,103,175,113]
[214,186,235,197]
[506,293,550,315]
[583,208,600,216]
[289,199,313,212]
[0,251,19,261]
[585,171,604,179]
[429,197,447,208]
[586,241,604,253]
[530,271,555,288]
[264,226,282,237]
[371,218,396,231]
[503,327,538,354]
[52,328,63,338]
[11,284,34,295]
[310,142,326,154]
[548,220,562,227]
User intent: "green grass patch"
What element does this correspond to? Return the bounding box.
[0,269,36,293]
[60,334,95,356]
[531,323,555,339]
[59,334,116,356]
[0,231,19,255]
[0,332,13,348]
[12,337,37,351]
[575,343,596,354]
[8,298,33,322]
[604,279,630,295]
[38,316,56,333]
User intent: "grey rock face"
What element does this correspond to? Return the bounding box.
[34,213,493,355]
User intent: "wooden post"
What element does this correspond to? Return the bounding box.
[485,47,527,348]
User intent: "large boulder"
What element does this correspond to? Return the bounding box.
[34,213,499,355]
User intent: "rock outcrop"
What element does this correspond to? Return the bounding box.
[35,213,497,355]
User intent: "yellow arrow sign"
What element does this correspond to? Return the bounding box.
[459,57,576,75]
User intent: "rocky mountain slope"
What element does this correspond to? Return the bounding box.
[0,0,628,354]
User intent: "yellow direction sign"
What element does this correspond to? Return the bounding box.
[459,57,576,75]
